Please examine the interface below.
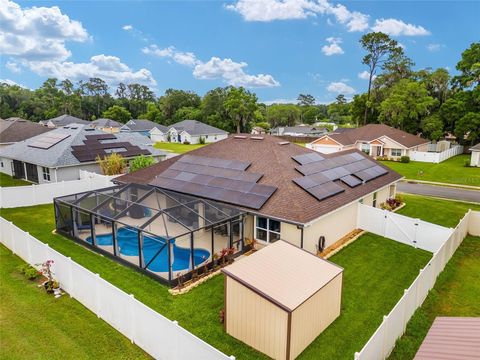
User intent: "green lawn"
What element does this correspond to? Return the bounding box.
[0,244,151,360]
[397,194,480,228]
[0,173,30,187]
[153,142,206,154]
[0,205,431,360]
[380,154,480,187]
[388,235,480,360]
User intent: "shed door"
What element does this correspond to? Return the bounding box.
[12,160,25,179]
[25,163,39,183]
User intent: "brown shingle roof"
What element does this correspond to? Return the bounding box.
[414,317,480,360]
[325,124,429,148]
[0,118,52,144]
[115,135,402,224]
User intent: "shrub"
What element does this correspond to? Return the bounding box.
[400,156,410,163]
[464,160,471,167]
[395,193,404,204]
[129,155,155,173]
[183,140,190,145]
[199,136,206,145]
[380,202,392,211]
[18,264,40,280]
[96,153,126,175]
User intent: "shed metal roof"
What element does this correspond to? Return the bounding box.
[414,317,480,360]
[222,240,343,312]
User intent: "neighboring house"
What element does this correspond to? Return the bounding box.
[40,114,90,128]
[251,126,267,135]
[121,119,167,138]
[470,143,480,167]
[313,121,338,131]
[0,118,52,148]
[160,120,228,144]
[90,118,122,133]
[270,125,328,137]
[0,124,167,184]
[308,124,430,158]
[116,134,401,255]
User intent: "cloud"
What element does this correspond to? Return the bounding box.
[26,55,157,87]
[327,81,355,94]
[371,18,430,36]
[427,43,444,52]
[122,24,133,31]
[262,98,299,105]
[0,0,88,61]
[226,0,369,32]
[144,44,280,88]
[5,61,21,73]
[358,70,377,81]
[321,37,344,56]
[0,78,28,88]
[142,45,199,67]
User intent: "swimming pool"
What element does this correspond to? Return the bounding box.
[86,227,210,272]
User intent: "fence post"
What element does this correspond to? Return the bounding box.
[44,242,50,260]
[172,320,180,360]
[65,257,73,297]
[95,273,102,318]
[354,352,360,360]
[129,294,136,344]
[10,221,16,254]
[26,232,32,264]
[381,315,388,359]
[402,288,409,332]
[413,221,419,248]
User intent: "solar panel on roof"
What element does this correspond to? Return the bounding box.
[340,175,362,187]
[305,182,345,201]
[29,133,71,149]
[292,153,324,165]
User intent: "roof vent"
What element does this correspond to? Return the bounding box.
[85,128,95,131]
[70,126,78,129]
[234,135,247,139]
[278,141,290,145]
[251,136,264,141]
[63,126,70,129]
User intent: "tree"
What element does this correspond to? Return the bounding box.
[297,94,316,106]
[266,104,301,127]
[129,155,155,173]
[102,105,132,123]
[159,89,201,122]
[421,114,444,141]
[452,42,480,88]
[224,87,258,133]
[379,79,437,133]
[419,68,450,105]
[139,102,164,123]
[455,112,480,145]
[360,32,404,125]
[439,97,466,133]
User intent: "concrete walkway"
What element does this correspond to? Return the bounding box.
[398,182,480,203]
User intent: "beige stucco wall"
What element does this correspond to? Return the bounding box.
[290,273,343,359]
[226,277,289,360]
[280,222,302,248]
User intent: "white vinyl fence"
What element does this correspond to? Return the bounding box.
[410,145,463,163]
[354,208,479,360]
[0,217,232,360]
[357,204,453,252]
[0,170,116,208]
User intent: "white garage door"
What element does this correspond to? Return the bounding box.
[312,145,341,154]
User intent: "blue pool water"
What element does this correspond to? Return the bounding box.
[86,227,209,272]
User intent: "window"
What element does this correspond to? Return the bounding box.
[391,148,402,157]
[255,216,281,243]
[373,192,377,207]
[42,167,51,181]
[361,143,370,154]
[0,161,3,168]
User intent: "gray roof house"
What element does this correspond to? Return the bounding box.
[0,118,52,148]
[154,120,228,144]
[40,114,90,128]
[90,118,123,133]
[270,125,328,137]
[0,124,167,184]
[120,119,168,136]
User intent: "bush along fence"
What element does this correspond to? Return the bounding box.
[354,207,480,360]
[0,217,234,360]
[0,170,116,208]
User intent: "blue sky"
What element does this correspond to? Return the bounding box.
[1,0,479,103]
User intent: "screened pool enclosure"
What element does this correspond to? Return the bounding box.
[54,183,246,285]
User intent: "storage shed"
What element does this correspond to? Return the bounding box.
[222,240,343,360]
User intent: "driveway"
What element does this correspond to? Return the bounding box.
[397,182,480,203]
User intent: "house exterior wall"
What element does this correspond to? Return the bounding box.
[290,273,343,359]
[225,277,289,360]
[471,151,480,167]
[309,136,346,154]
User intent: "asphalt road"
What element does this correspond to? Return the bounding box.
[397,182,480,203]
